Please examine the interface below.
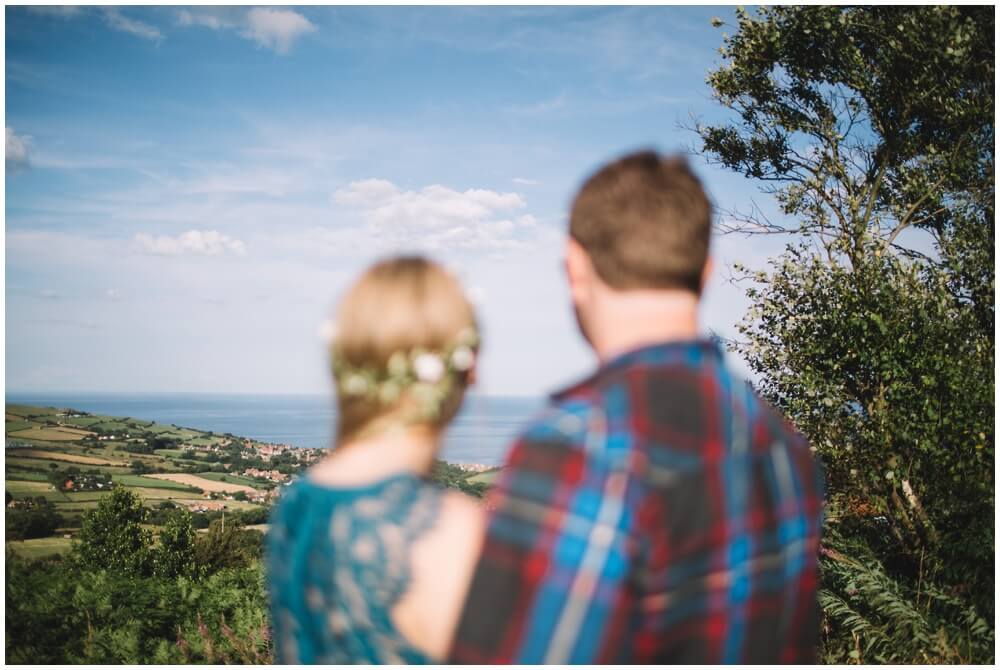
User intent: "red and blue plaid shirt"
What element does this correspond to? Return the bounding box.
[450,339,825,664]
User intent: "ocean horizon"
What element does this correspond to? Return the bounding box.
[4,391,546,466]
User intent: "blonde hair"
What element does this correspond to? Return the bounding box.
[331,256,478,444]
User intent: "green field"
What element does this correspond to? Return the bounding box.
[153,448,187,458]
[6,479,70,502]
[169,458,208,468]
[6,536,74,559]
[6,404,62,418]
[213,500,264,511]
[196,472,266,489]
[467,469,501,485]
[90,421,132,432]
[6,456,131,475]
[129,488,202,501]
[3,469,49,482]
[59,416,105,427]
[63,491,112,502]
[144,424,178,435]
[112,474,202,492]
[7,427,90,442]
[5,420,35,432]
[187,436,223,447]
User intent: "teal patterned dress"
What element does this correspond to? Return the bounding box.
[266,472,445,664]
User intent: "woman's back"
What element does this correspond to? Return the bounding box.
[267,470,483,664]
[266,256,486,663]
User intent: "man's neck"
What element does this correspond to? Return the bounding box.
[589,288,701,363]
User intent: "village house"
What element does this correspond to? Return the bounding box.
[242,468,289,483]
[187,501,227,513]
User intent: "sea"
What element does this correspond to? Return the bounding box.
[4,392,547,466]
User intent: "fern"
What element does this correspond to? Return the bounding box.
[820,523,994,664]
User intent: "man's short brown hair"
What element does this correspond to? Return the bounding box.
[569,150,712,294]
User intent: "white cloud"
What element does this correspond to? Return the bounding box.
[6,127,31,173]
[134,230,247,257]
[177,8,238,31]
[332,179,529,253]
[244,8,317,54]
[178,7,316,54]
[512,177,540,186]
[106,288,122,301]
[102,8,163,42]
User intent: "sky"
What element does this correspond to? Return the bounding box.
[5,5,791,398]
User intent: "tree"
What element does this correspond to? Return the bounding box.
[130,459,151,475]
[47,469,67,491]
[698,6,993,663]
[6,499,63,541]
[73,487,153,576]
[194,518,260,574]
[153,508,198,579]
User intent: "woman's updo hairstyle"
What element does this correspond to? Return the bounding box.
[330,256,479,444]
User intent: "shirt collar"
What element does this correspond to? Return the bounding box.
[550,337,724,402]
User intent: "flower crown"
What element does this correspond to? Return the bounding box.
[330,326,480,417]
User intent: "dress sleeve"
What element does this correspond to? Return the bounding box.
[448,405,637,664]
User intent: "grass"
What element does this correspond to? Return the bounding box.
[5,420,35,432]
[59,416,105,427]
[187,437,224,447]
[196,472,267,489]
[135,488,204,501]
[63,491,112,502]
[169,458,208,468]
[5,404,62,418]
[6,480,70,502]
[8,449,124,466]
[112,474,202,492]
[3,469,50,482]
[467,469,501,485]
[6,456,131,475]
[153,448,187,458]
[213,500,265,511]
[89,421,132,432]
[5,536,74,559]
[48,425,95,437]
[143,473,255,494]
[7,427,90,442]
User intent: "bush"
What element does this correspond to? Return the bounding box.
[73,488,152,576]
[6,500,63,540]
[5,554,271,664]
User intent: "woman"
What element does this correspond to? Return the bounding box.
[266,256,486,664]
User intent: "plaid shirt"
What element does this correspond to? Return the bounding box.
[449,339,825,664]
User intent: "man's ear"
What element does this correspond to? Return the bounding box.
[700,256,714,295]
[565,237,592,303]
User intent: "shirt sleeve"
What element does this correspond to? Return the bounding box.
[448,404,636,664]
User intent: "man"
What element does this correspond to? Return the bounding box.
[449,150,825,664]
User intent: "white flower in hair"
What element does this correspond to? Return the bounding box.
[413,353,445,383]
[387,352,409,377]
[343,373,369,396]
[450,345,475,372]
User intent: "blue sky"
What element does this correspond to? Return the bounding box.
[6,5,789,397]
